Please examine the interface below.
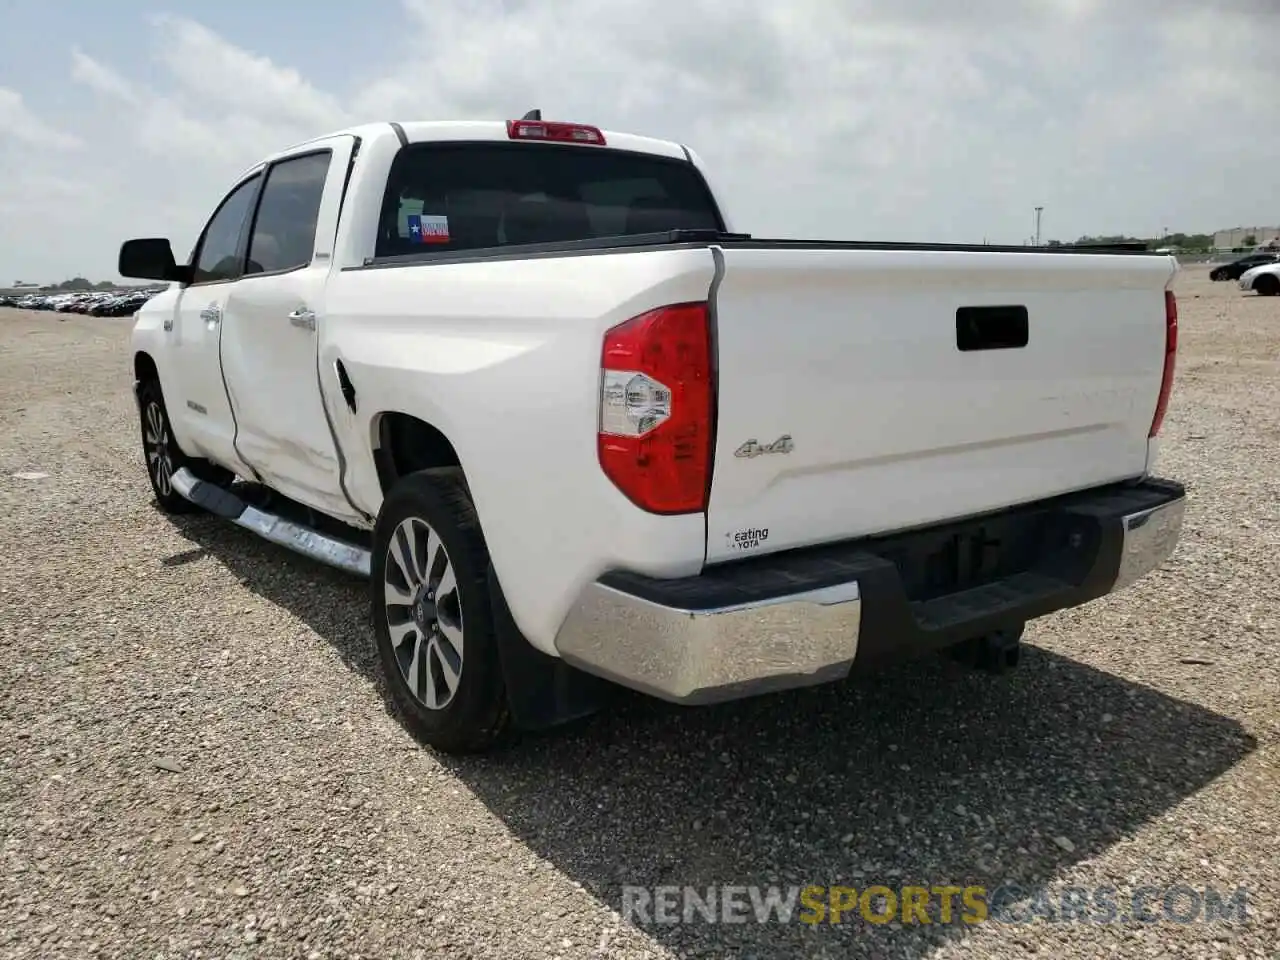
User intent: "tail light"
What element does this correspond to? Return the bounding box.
[1149,289,1178,437]
[507,119,606,146]
[598,303,714,514]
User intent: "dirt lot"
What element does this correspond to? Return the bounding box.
[1,266,1277,959]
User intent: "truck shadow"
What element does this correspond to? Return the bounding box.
[172,514,1257,959]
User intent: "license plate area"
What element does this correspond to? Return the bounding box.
[869,510,1055,602]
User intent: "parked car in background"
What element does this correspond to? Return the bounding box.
[0,288,165,316]
[1210,252,1280,281]
[1239,261,1280,296]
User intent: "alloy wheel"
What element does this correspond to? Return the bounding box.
[143,400,175,498]
[383,516,465,710]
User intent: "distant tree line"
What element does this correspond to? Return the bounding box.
[49,277,117,291]
[1063,233,1217,252]
[7,278,132,292]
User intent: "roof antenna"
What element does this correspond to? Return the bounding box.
[521,109,541,121]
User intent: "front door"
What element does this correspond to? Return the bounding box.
[220,138,357,520]
[169,171,263,474]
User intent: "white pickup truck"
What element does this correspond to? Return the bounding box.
[121,113,1186,753]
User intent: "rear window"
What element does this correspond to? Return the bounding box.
[374,142,723,258]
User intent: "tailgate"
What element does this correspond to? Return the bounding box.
[705,246,1176,564]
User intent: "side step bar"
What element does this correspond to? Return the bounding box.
[170,467,372,577]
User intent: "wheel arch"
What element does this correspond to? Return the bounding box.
[134,350,159,384]
[371,411,466,495]
[367,416,609,738]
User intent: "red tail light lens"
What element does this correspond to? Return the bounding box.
[1150,289,1178,437]
[507,119,606,145]
[598,303,714,514]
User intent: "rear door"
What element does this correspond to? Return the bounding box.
[220,137,357,520]
[704,246,1177,564]
[168,171,263,473]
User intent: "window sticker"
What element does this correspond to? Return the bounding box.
[407,213,450,244]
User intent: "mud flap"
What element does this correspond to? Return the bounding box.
[487,565,611,731]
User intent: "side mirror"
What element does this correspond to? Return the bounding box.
[118,238,191,284]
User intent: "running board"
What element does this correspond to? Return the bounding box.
[170,467,372,577]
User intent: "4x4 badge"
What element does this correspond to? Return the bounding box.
[734,435,794,459]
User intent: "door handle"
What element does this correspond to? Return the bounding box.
[288,307,316,331]
[199,303,221,325]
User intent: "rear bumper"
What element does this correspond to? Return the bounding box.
[553,478,1186,705]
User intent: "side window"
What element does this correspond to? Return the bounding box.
[245,152,331,275]
[192,175,261,284]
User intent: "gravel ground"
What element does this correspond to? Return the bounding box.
[1,266,1277,960]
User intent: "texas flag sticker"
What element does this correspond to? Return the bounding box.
[407,214,450,244]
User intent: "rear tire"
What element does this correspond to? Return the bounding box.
[137,379,232,514]
[371,468,510,754]
[1254,275,1279,297]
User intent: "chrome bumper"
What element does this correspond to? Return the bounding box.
[554,482,1186,706]
[554,580,864,705]
[1112,495,1186,592]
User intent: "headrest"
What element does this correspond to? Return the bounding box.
[503,196,592,245]
[246,233,282,273]
[625,196,682,236]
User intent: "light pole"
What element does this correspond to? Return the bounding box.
[1034,206,1044,246]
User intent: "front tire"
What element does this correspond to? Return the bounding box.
[137,379,234,514]
[138,379,200,514]
[1254,275,1279,297]
[371,468,510,754]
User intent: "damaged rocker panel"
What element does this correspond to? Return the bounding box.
[169,467,372,577]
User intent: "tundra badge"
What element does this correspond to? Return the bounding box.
[734,435,794,459]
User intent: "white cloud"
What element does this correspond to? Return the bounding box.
[148,15,348,131]
[0,88,81,150]
[70,48,139,105]
[1,0,1278,283]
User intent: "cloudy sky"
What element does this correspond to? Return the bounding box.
[0,0,1276,284]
